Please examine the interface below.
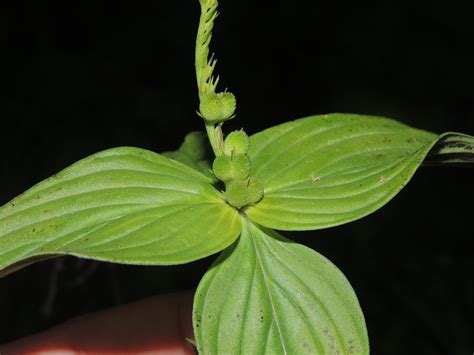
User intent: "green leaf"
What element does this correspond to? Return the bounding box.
[193,220,369,354]
[0,147,241,275]
[177,131,208,161]
[246,113,467,230]
[424,132,474,166]
[163,131,216,180]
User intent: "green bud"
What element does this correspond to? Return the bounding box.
[224,130,249,156]
[225,177,264,209]
[244,177,264,205]
[199,92,236,123]
[212,155,232,181]
[212,154,250,182]
[231,155,251,180]
[225,180,249,208]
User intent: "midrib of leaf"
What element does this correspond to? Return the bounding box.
[73,203,200,251]
[76,203,233,258]
[269,280,325,353]
[246,219,288,354]
[0,201,233,270]
[257,156,412,214]
[269,159,409,201]
[266,151,409,194]
[85,204,234,256]
[0,203,175,258]
[0,204,135,247]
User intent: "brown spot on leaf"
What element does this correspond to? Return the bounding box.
[310,173,321,183]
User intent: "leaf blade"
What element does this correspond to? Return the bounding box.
[246,113,468,230]
[162,131,216,180]
[193,220,369,354]
[0,147,240,274]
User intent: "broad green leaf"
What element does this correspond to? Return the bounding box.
[163,131,216,180]
[194,220,368,354]
[0,147,241,275]
[423,132,474,166]
[246,113,471,230]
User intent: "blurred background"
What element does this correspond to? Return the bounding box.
[0,1,473,354]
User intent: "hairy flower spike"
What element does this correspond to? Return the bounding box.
[195,0,262,209]
[196,0,220,100]
[195,0,239,155]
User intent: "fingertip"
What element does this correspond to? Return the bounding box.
[0,290,196,355]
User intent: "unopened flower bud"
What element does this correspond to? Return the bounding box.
[199,92,236,123]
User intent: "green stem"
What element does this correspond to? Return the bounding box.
[205,123,223,156]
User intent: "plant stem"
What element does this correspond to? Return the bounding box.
[205,122,223,156]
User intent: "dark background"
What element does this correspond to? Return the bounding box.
[1,1,473,354]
